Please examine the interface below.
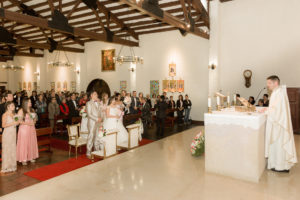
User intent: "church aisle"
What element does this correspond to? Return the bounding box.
[1,126,300,200]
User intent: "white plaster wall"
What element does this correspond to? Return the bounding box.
[217,0,300,99]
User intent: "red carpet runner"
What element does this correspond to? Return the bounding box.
[24,138,153,181]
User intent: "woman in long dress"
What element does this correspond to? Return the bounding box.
[103,96,128,145]
[17,98,39,165]
[1,101,19,174]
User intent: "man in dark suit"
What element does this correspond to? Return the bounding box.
[130,91,140,114]
[30,91,38,109]
[67,93,79,124]
[168,95,176,117]
[155,95,168,138]
[140,98,151,130]
[14,92,22,111]
[0,91,13,134]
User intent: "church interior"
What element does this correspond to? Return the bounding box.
[0,0,300,199]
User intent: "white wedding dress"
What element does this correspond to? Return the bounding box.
[103,106,128,145]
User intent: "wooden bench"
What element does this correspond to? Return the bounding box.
[36,127,52,152]
[123,113,141,126]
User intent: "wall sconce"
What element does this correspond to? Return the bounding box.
[74,68,80,74]
[129,67,135,72]
[33,71,40,76]
[208,64,216,70]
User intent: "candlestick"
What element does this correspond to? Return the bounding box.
[208,97,212,108]
[217,96,220,106]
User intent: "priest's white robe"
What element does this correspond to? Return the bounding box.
[265,85,297,170]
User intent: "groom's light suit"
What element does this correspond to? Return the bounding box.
[86,100,102,156]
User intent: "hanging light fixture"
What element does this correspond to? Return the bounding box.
[1,60,24,71]
[48,50,74,67]
[113,43,143,65]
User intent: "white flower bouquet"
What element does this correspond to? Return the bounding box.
[190,131,205,157]
[80,106,87,118]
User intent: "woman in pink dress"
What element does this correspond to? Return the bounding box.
[17,98,39,165]
[1,101,19,174]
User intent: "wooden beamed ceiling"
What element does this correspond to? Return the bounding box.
[0,0,210,59]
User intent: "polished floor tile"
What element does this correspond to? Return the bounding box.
[1,126,300,200]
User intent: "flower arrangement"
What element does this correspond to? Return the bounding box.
[80,106,87,118]
[190,131,205,157]
[14,115,19,122]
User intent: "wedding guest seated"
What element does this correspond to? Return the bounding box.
[257,99,264,107]
[248,96,256,105]
[263,94,269,107]
[48,97,60,130]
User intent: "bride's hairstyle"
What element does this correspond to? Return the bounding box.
[108,96,116,105]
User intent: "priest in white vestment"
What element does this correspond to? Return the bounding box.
[265,75,297,172]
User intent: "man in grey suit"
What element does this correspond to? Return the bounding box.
[86,91,102,158]
[130,91,140,114]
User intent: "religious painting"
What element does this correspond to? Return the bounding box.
[23,82,26,90]
[57,81,61,91]
[101,49,115,71]
[33,82,37,91]
[169,80,177,93]
[63,81,68,91]
[50,82,55,90]
[120,81,127,91]
[150,80,159,97]
[28,82,32,91]
[169,63,176,77]
[18,82,22,91]
[177,80,184,92]
[71,81,76,92]
[162,80,169,93]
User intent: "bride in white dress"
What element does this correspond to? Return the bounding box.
[103,96,128,145]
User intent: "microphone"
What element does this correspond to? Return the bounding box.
[255,87,266,102]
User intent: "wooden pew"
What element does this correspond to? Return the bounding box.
[123,113,141,126]
[36,127,52,152]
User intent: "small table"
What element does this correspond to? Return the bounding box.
[204,108,267,182]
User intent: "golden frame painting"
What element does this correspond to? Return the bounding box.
[169,63,176,77]
[169,80,177,93]
[162,80,169,92]
[102,49,115,71]
[177,80,184,92]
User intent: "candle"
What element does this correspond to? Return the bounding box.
[227,95,230,103]
[208,97,212,107]
[217,96,220,106]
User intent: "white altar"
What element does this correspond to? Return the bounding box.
[204,108,267,182]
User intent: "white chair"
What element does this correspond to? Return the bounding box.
[91,129,118,161]
[119,124,140,150]
[67,123,87,158]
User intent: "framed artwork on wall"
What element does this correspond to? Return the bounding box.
[177,80,184,92]
[120,81,127,91]
[169,80,177,93]
[23,82,26,90]
[162,80,169,93]
[63,81,68,91]
[150,80,159,97]
[57,81,61,91]
[71,81,76,92]
[169,63,176,77]
[101,49,115,71]
[33,82,37,91]
[28,82,32,91]
[50,82,55,90]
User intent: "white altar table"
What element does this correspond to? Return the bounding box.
[204,108,267,182]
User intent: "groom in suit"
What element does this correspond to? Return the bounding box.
[86,91,102,158]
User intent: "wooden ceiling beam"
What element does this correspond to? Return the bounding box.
[187,0,209,28]
[0,9,139,46]
[118,0,209,39]
[0,49,44,57]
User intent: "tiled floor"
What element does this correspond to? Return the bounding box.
[0,123,194,196]
[1,126,300,200]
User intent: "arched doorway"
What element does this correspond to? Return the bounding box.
[86,79,111,97]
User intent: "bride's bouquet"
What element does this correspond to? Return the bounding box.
[190,131,205,157]
[80,106,87,118]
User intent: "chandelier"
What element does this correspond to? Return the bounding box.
[113,45,143,65]
[1,60,24,71]
[48,50,74,67]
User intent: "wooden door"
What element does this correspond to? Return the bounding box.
[287,88,300,134]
